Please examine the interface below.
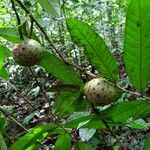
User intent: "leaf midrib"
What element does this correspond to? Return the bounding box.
[139,0,143,90]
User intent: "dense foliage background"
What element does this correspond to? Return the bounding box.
[1,0,150,150]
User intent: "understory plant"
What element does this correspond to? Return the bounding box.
[1,0,150,149]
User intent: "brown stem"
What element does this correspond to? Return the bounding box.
[117,86,150,100]
[0,107,28,131]
[104,78,150,100]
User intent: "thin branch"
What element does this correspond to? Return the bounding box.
[3,79,42,113]
[103,78,150,100]
[0,107,28,131]
[118,86,150,100]
[0,106,46,149]
[28,67,45,95]
[10,0,23,40]
[7,81,34,108]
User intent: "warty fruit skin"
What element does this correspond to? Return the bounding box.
[84,78,122,105]
[13,39,43,66]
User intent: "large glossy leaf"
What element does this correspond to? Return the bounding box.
[9,124,57,150]
[0,44,12,69]
[65,114,95,128]
[37,0,60,17]
[26,127,67,150]
[54,133,71,150]
[144,136,150,150]
[0,114,6,133]
[76,141,95,150]
[0,131,7,150]
[0,45,11,79]
[126,119,149,130]
[54,91,79,116]
[124,0,150,91]
[39,52,82,84]
[66,19,118,82]
[54,90,88,116]
[65,114,105,129]
[100,101,150,123]
[25,144,38,150]
[0,28,21,43]
[0,45,12,58]
[0,66,9,80]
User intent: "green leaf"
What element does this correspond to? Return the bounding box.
[55,91,75,116]
[39,52,82,84]
[65,114,105,129]
[66,19,118,82]
[18,21,28,38]
[100,101,150,123]
[37,0,60,17]
[0,28,21,43]
[144,136,150,150]
[0,131,7,150]
[0,52,3,69]
[54,90,88,116]
[0,66,9,80]
[65,114,95,128]
[76,141,95,150]
[0,45,10,79]
[0,44,12,58]
[25,144,38,150]
[0,114,6,133]
[18,21,41,43]
[0,44,12,69]
[31,33,41,44]
[54,133,71,150]
[124,0,150,91]
[9,124,57,150]
[126,119,149,130]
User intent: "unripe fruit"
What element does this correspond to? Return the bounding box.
[84,78,122,105]
[13,39,43,66]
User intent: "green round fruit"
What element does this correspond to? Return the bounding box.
[13,39,43,66]
[83,78,122,105]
